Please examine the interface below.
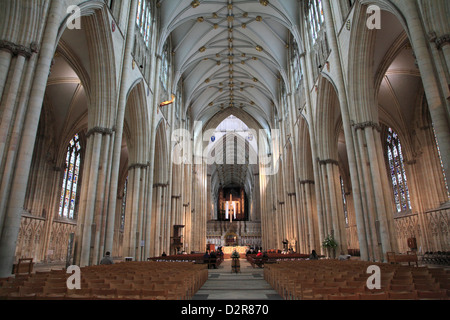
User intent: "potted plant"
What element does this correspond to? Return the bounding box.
[322,234,338,259]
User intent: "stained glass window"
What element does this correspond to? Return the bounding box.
[136,0,152,47]
[120,177,128,231]
[307,0,325,43]
[340,176,349,226]
[161,45,169,89]
[58,134,81,219]
[292,39,303,88]
[432,124,449,198]
[386,128,411,213]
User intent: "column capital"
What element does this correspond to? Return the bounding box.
[287,192,296,197]
[0,40,36,58]
[318,159,339,166]
[153,183,169,188]
[435,34,450,50]
[352,121,381,132]
[86,126,115,137]
[128,163,149,170]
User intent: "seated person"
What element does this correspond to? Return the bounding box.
[100,252,114,265]
[309,250,319,260]
[203,251,210,265]
[256,250,263,258]
[338,252,351,261]
[209,251,217,269]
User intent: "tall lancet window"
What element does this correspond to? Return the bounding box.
[432,125,449,198]
[340,176,349,226]
[58,134,82,219]
[120,177,128,231]
[292,39,303,89]
[160,45,169,90]
[386,128,411,213]
[307,0,325,43]
[136,0,152,47]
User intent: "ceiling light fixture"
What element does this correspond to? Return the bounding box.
[191,0,200,8]
[160,94,176,107]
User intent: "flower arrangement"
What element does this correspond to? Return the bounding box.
[322,234,338,249]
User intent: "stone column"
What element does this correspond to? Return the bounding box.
[91,133,112,264]
[104,0,138,255]
[0,0,63,278]
[0,54,26,163]
[79,132,103,267]
[435,36,450,77]
[322,0,369,260]
[402,1,450,183]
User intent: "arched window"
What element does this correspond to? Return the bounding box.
[136,0,152,47]
[307,0,325,43]
[58,134,82,219]
[386,128,411,213]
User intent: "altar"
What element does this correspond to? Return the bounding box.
[222,246,249,259]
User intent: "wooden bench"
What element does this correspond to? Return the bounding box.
[387,252,418,267]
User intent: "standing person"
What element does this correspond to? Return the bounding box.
[100,252,114,265]
[231,249,240,273]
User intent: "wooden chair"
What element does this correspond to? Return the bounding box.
[91,288,117,299]
[38,287,68,300]
[414,283,440,292]
[388,291,417,300]
[328,294,360,300]
[0,287,19,299]
[116,289,141,300]
[416,290,447,300]
[359,292,389,300]
[339,286,365,295]
[140,289,168,300]
[389,284,415,292]
[87,281,110,289]
[110,283,133,290]
[312,287,340,299]
[65,288,92,300]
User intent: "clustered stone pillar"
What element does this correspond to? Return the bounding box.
[400,1,449,183]
[74,128,114,267]
[0,0,63,278]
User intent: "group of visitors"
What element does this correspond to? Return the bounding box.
[203,250,221,269]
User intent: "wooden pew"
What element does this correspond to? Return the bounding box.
[387,252,418,267]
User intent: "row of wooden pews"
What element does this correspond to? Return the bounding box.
[246,253,310,268]
[264,260,450,300]
[0,261,208,300]
[148,254,223,269]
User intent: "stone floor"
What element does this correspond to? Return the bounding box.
[192,259,283,301]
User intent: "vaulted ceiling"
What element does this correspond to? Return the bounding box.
[159,0,302,130]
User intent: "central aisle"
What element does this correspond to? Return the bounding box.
[193,259,283,300]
